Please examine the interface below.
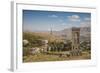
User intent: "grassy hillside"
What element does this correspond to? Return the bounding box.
[23,31,65,43]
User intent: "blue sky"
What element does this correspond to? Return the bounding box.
[23,10,91,31]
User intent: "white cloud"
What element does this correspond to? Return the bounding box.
[48,14,58,18]
[80,22,91,27]
[80,17,91,27]
[67,15,80,22]
[59,19,63,22]
[61,23,66,25]
[60,23,76,28]
[84,17,91,21]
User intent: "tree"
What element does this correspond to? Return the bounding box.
[23,32,44,47]
[80,41,91,51]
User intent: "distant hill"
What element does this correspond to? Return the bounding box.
[80,26,91,42]
[53,26,90,41]
[23,26,91,42]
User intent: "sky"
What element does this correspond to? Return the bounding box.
[23,10,91,32]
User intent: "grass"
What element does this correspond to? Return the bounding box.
[23,52,91,63]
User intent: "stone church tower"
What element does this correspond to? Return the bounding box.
[71,27,81,56]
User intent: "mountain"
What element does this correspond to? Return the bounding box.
[24,26,91,42]
[52,26,91,42]
[80,26,91,42]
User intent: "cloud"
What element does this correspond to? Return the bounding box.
[60,23,76,28]
[80,17,91,27]
[48,14,58,18]
[84,17,91,21]
[59,19,63,22]
[67,15,80,22]
[80,22,91,27]
[61,23,66,25]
